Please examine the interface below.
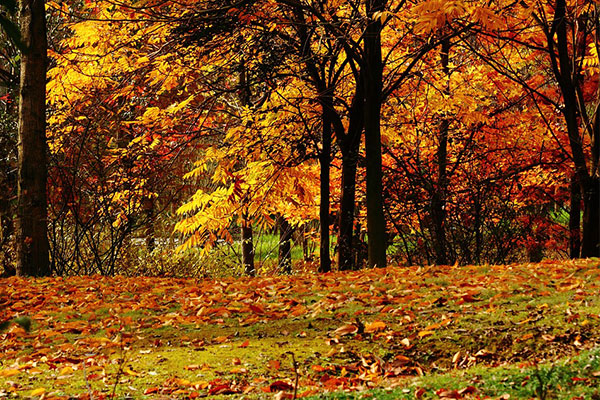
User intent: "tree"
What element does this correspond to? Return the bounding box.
[15,0,50,276]
[463,0,599,257]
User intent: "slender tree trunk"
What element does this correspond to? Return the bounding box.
[238,61,257,274]
[338,149,359,270]
[16,0,50,277]
[300,224,312,262]
[569,174,581,258]
[278,215,293,274]
[143,198,155,252]
[241,214,254,276]
[430,39,451,265]
[318,103,332,272]
[363,0,387,268]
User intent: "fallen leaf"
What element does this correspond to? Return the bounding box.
[334,323,358,336]
[268,360,281,370]
[30,388,46,396]
[364,320,386,333]
[0,369,20,377]
[123,366,142,377]
[458,386,477,395]
[436,388,460,398]
[269,380,294,392]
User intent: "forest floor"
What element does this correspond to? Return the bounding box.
[1,259,600,399]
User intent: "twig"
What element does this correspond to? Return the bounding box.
[111,335,127,400]
[82,362,94,400]
[286,351,299,400]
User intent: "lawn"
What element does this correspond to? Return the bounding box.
[1,259,599,399]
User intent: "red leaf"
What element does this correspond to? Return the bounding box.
[144,387,159,394]
[249,304,265,314]
[269,380,294,392]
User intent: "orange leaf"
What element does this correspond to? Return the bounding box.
[364,320,386,333]
[268,360,281,370]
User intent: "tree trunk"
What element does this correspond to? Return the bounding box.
[569,174,581,258]
[580,175,599,257]
[15,0,50,277]
[278,216,293,274]
[318,103,332,272]
[337,74,365,271]
[143,198,155,253]
[241,214,254,276]
[430,39,451,266]
[338,149,359,270]
[363,0,387,268]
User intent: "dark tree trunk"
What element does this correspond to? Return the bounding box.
[569,174,581,258]
[363,0,387,268]
[580,176,599,257]
[318,103,332,272]
[278,215,293,274]
[241,214,254,276]
[239,62,256,274]
[338,149,359,270]
[430,39,451,266]
[300,224,312,262]
[337,74,365,271]
[15,0,50,277]
[143,198,155,253]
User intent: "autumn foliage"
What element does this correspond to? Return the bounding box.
[0,0,597,277]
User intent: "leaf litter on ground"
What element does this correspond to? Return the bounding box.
[0,259,599,398]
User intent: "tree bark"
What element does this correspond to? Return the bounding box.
[363,0,387,268]
[580,175,599,257]
[143,198,155,253]
[430,38,451,265]
[337,74,365,271]
[241,214,255,276]
[569,174,581,258]
[338,149,359,270]
[15,0,50,277]
[318,101,332,272]
[278,215,293,274]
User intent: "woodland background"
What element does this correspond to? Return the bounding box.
[0,0,598,277]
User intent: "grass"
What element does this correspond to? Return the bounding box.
[0,259,599,398]
[307,348,600,399]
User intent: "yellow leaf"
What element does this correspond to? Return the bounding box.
[123,366,142,377]
[418,330,434,338]
[0,369,20,377]
[31,388,46,396]
[58,366,73,376]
